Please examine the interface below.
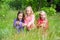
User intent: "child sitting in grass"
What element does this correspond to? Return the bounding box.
[37,11,48,40]
[24,6,35,31]
[37,11,48,31]
[13,11,25,33]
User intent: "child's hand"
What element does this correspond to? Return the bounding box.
[22,23,27,26]
[27,24,30,27]
[41,24,45,28]
[16,21,20,25]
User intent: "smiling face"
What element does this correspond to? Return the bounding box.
[18,13,23,21]
[26,6,32,16]
[40,11,46,20]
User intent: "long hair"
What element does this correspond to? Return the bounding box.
[25,6,34,15]
[39,11,47,20]
[17,11,25,22]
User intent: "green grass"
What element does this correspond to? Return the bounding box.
[0,10,60,40]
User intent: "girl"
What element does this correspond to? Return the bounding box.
[37,11,48,31]
[37,11,48,40]
[24,6,35,31]
[14,11,25,33]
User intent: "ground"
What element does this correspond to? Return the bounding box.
[0,10,60,40]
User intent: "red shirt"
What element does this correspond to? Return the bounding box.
[37,17,48,30]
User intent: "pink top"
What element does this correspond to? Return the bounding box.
[24,15,35,27]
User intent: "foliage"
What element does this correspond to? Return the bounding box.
[0,0,10,19]
[0,10,60,40]
[41,7,56,16]
[54,0,60,4]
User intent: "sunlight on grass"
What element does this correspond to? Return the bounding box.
[0,11,60,40]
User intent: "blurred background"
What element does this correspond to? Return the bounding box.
[0,0,60,40]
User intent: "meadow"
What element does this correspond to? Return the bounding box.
[0,10,60,40]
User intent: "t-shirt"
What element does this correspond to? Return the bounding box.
[37,18,48,29]
[14,19,24,28]
[24,15,35,27]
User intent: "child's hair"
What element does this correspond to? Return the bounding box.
[25,6,34,14]
[39,11,47,19]
[17,11,25,21]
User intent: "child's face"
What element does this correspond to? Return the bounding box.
[26,8,31,16]
[40,13,46,20]
[18,13,23,20]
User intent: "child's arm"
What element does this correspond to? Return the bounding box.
[27,15,35,27]
[42,20,48,28]
[37,20,40,27]
[13,19,20,27]
[22,23,27,27]
[37,23,43,28]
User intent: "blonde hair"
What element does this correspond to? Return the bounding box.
[25,6,34,15]
[39,11,47,20]
[39,11,47,16]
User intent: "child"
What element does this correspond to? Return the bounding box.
[13,11,25,33]
[24,6,35,31]
[37,11,48,40]
[37,11,48,31]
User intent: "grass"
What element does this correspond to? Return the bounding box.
[0,10,60,40]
